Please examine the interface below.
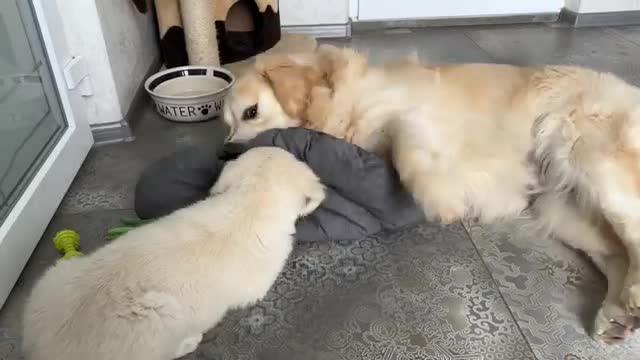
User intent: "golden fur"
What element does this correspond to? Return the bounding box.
[224,45,640,343]
[22,148,325,360]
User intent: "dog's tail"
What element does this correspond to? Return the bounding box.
[530,67,640,223]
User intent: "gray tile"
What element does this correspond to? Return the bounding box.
[464,24,640,85]
[0,328,19,360]
[58,102,228,214]
[0,209,136,359]
[324,27,494,65]
[183,224,534,359]
[464,218,640,360]
[1,222,533,360]
[607,25,640,47]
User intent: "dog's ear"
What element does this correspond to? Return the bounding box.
[256,55,324,120]
[316,45,368,87]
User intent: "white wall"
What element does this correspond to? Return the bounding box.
[280,0,349,26]
[565,0,640,13]
[54,0,157,126]
[55,0,120,125]
[95,0,158,116]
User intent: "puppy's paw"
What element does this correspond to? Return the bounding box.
[175,333,203,358]
[594,302,640,345]
[345,123,358,143]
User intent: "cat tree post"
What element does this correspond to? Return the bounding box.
[180,0,220,66]
[154,0,188,68]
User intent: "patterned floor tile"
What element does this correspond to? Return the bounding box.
[464,218,640,360]
[183,224,534,360]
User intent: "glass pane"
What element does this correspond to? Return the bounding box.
[0,0,67,222]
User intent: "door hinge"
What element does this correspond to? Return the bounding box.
[63,56,93,97]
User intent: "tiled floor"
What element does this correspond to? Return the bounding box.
[3,23,640,359]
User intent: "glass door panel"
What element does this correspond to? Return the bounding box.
[0,0,67,222]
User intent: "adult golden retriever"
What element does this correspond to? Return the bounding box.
[224,44,640,344]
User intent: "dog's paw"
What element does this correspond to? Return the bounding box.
[621,282,640,314]
[422,206,463,225]
[594,303,640,345]
[404,171,466,225]
[417,193,465,224]
[437,210,462,224]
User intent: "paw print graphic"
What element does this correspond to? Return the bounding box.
[198,104,212,115]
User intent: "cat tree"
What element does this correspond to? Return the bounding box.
[132,0,280,68]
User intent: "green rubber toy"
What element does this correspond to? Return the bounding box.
[104,217,152,241]
[53,230,83,259]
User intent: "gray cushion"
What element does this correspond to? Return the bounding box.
[135,128,424,242]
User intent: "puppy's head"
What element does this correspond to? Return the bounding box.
[223,53,326,143]
[211,147,325,217]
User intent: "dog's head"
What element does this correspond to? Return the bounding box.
[223,52,327,143]
[211,147,325,217]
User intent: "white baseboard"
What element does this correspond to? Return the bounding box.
[282,23,351,38]
[560,8,640,27]
[90,120,134,145]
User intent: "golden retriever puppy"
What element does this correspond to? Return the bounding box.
[21,147,325,360]
[223,45,640,344]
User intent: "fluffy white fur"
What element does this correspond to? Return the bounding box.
[21,147,325,360]
[224,45,640,344]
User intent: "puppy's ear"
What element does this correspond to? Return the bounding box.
[256,55,324,120]
[210,159,239,196]
[299,184,325,217]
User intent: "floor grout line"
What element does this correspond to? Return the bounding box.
[460,30,500,63]
[603,26,640,49]
[460,221,540,360]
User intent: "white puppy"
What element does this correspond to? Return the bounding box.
[22,147,325,360]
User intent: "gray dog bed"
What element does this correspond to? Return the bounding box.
[135,128,424,242]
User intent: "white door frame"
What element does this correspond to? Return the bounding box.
[0,0,93,308]
[349,0,359,20]
[357,0,564,21]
